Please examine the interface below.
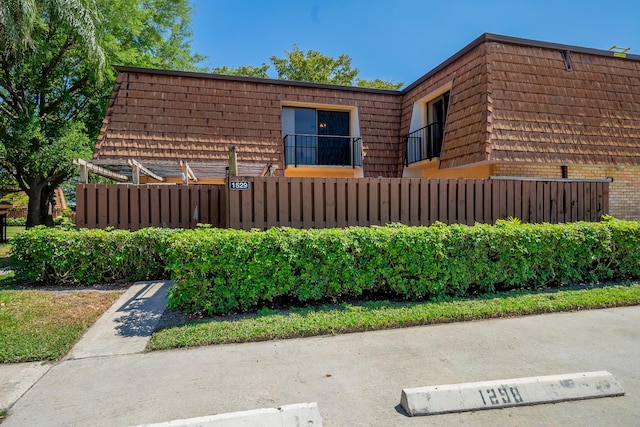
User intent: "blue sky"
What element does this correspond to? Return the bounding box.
[189,0,640,87]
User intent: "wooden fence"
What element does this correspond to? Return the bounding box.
[227,177,609,230]
[76,177,609,230]
[5,207,64,219]
[76,184,226,230]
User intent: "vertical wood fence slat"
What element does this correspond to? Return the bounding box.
[465,180,474,226]
[313,180,324,228]
[602,181,609,217]
[347,179,358,225]
[97,185,108,227]
[76,184,87,227]
[188,187,198,228]
[438,180,447,223]
[370,179,380,225]
[278,177,289,227]
[457,179,466,225]
[88,184,98,227]
[336,179,348,228]
[290,178,302,228]
[325,178,336,228]
[264,178,276,229]
[110,186,119,227]
[428,180,438,225]
[130,185,140,231]
[474,180,483,224]
[139,186,150,229]
[419,180,428,225]
[300,179,312,229]
[514,181,522,221]
[409,179,420,226]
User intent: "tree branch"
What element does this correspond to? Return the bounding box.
[41,74,90,115]
[0,103,17,120]
[41,36,73,83]
[0,56,27,114]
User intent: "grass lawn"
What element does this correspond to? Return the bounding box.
[0,229,124,363]
[148,282,640,351]
[0,274,123,363]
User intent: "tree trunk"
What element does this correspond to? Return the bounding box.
[26,183,55,228]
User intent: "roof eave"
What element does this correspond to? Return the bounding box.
[402,33,640,94]
[113,65,401,95]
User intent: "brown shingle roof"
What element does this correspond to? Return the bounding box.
[479,42,640,167]
[95,68,403,177]
[95,33,640,177]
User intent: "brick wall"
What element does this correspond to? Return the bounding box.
[492,164,640,220]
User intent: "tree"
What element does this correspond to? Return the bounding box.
[0,0,106,226]
[212,64,270,79]
[214,44,403,89]
[356,78,403,90]
[270,44,359,86]
[0,0,204,226]
[100,0,206,74]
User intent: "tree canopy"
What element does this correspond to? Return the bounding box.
[0,0,204,226]
[213,44,403,90]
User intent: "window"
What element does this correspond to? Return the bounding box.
[283,107,359,167]
[406,90,450,164]
[425,91,450,137]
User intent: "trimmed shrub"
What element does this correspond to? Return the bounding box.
[12,227,180,285]
[165,219,640,315]
[10,219,640,313]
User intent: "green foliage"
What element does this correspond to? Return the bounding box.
[212,64,270,78]
[270,44,359,85]
[12,227,180,285]
[213,44,403,89]
[0,0,106,225]
[0,0,205,226]
[165,219,640,315]
[11,220,640,314]
[2,191,29,206]
[100,0,206,74]
[6,217,26,226]
[355,78,403,90]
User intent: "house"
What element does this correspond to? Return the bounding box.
[92,33,640,220]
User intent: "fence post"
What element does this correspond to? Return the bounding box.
[224,176,233,229]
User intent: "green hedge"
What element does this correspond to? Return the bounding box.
[6,217,26,226]
[10,219,640,315]
[165,219,640,315]
[5,217,72,226]
[12,227,180,285]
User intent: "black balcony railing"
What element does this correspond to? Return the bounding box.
[405,122,444,165]
[283,134,362,167]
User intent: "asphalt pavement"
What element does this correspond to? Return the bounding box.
[1,281,639,426]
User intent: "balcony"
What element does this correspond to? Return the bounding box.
[405,122,444,165]
[283,134,362,168]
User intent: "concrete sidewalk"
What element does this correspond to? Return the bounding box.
[1,281,171,414]
[1,282,639,426]
[65,280,173,360]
